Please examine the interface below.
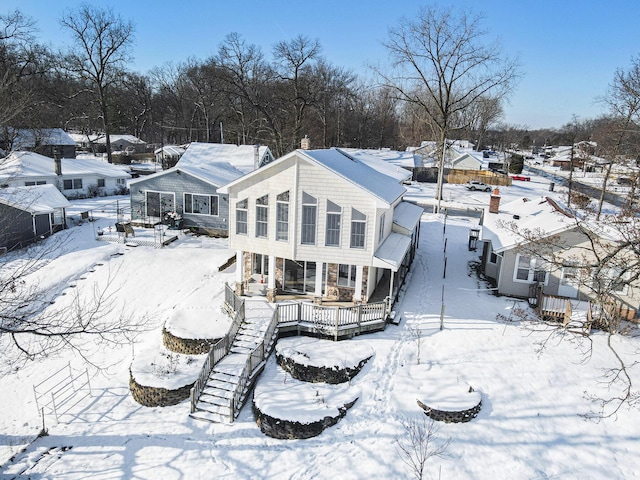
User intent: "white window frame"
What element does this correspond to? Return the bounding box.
[276,191,289,241]
[338,264,357,288]
[236,199,248,235]
[301,192,317,245]
[325,200,341,247]
[513,254,549,285]
[184,193,219,216]
[350,208,366,249]
[255,195,268,238]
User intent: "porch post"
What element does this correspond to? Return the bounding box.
[235,250,244,296]
[388,270,395,301]
[266,255,277,302]
[314,261,324,301]
[353,265,363,302]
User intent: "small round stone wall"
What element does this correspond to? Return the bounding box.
[417,393,482,424]
[129,371,194,407]
[253,398,358,439]
[276,353,372,384]
[162,326,218,355]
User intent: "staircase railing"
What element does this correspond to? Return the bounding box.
[189,285,245,414]
[227,306,279,422]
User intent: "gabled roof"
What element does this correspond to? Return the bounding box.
[219,148,406,206]
[95,134,146,145]
[0,151,131,180]
[154,145,186,157]
[0,184,71,213]
[177,142,272,174]
[9,128,76,148]
[481,196,575,253]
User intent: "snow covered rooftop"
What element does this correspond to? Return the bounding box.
[9,128,76,148]
[0,151,131,180]
[0,184,71,213]
[301,148,406,206]
[481,195,575,253]
[178,142,271,174]
[339,148,418,177]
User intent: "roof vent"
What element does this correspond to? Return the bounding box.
[513,214,520,220]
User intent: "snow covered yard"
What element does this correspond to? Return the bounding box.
[1,178,639,479]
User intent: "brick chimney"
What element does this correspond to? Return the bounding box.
[300,135,310,150]
[489,188,501,214]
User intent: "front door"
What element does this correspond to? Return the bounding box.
[284,260,319,294]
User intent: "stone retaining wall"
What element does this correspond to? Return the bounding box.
[253,398,357,439]
[417,396,482,423]
[162,327,218,355]
[129,371,193,407]
[276,353,372,384]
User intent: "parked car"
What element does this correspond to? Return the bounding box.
[511,175,531,181]
[465,180,492,192]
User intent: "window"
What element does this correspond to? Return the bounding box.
[63,178,83,190]
[596,267,629,294]
[25,181,46,186]
[514,255,549,284]
[116,178,126,185]
[255,195,268,238]
[276,191,289,241]
[301,192,317,245]
[97,178,105,188]
[185,193,218,216]
[379,213,385,242]
[325,200,341,246]
[350,208,366,248]
[338,264,357,288]
[236,199,248,235]
[490,252,498,264]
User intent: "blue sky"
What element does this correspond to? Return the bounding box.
[4,0,640,129]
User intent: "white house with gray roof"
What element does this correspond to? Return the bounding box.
[0,151,130,197]
[219,147,423,304]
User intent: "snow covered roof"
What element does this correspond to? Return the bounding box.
[0,184,71,213]
[373,232,412,271]
[300,148,406,206]
[0,151,131,180]
[9,128,76,148]
[339,148,418,177]
[154,145,186,157]
[481,195,575,253]
[177,142,271,174]
[94,134,146,145]
[393,201,424,233]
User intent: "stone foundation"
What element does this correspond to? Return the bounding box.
[129,371,193,407]
[253,398,358,439]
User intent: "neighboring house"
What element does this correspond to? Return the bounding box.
[0,184,70,251]
[129,143,274,235]
[2,128,76,159]
[0,151,131,198]
[94,134,147,154]
[154,145,186,167]
[219,147,423,305]
[478,193,639,315]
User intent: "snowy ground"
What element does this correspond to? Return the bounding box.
[1,174,639,479]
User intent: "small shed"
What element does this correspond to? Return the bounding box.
[0,185,71,251]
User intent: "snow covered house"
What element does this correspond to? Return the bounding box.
[478,193,639,318]
[1,128,77,159]
[0,184,70,251]
[340,148,417,182]
[218,147,423,304]
[129,143,274,236]
[98,134,147,154]
[0,151,131,198]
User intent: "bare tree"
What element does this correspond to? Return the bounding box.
[499,211,640,418]
[378,5,520,211]
[60,4,135,163]
[0,231,148,366]
[395,414,450,480]
[595,56,640,219]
